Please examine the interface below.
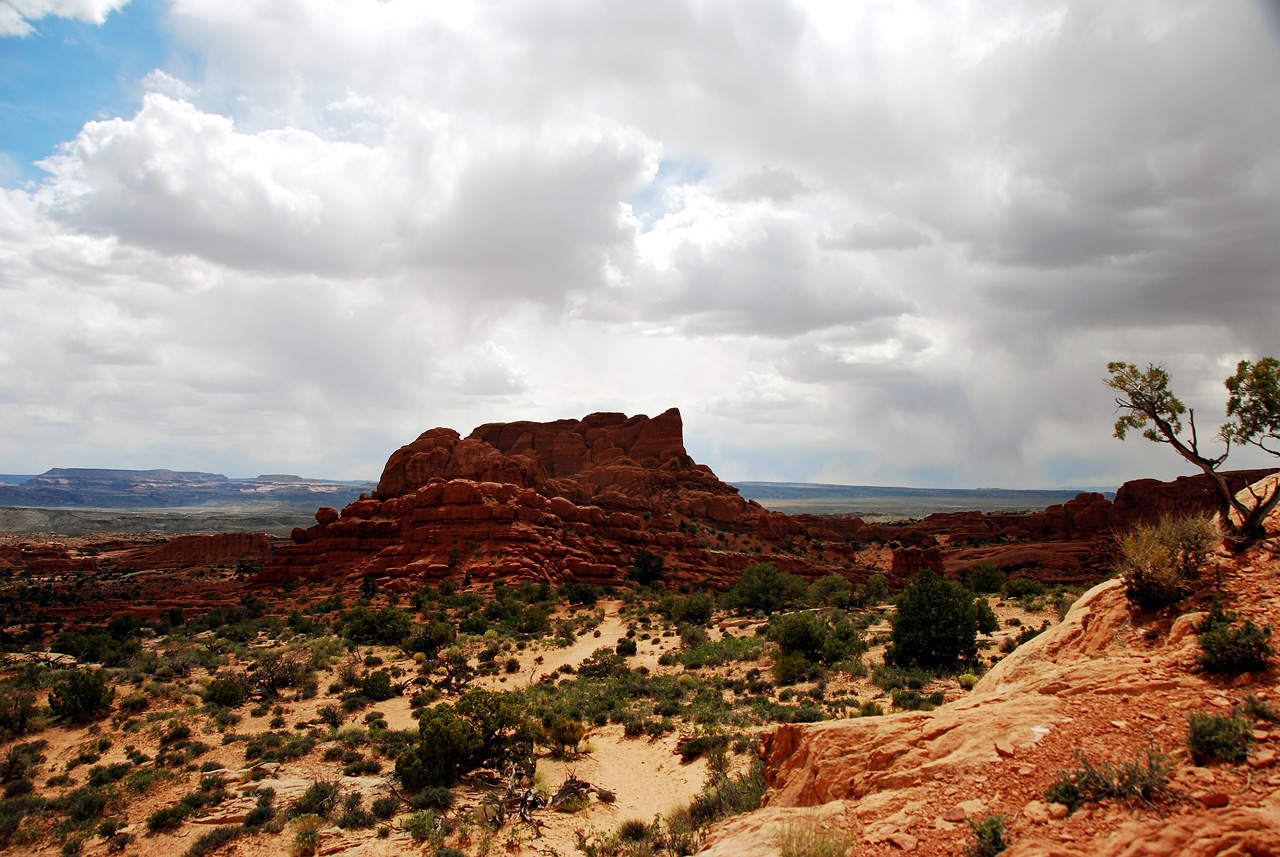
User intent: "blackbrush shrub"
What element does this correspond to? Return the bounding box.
[289,780,341,819]
[1187,711,1253,765]
[146,803,191,832]
[408,787,455,811]
[1044,743,1171,810]
[184,825,241,857]
[1196,602,1273,673]
[1115,514,1217,607]
[371,795,399,820]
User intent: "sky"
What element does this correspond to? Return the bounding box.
[1,0,1279,488]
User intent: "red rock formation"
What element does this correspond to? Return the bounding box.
[260,409,870,589]
[137,532,274,569]
[258,408,1278,592]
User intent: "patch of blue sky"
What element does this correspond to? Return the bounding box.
[0,0,189,187]
[627,156,708,229]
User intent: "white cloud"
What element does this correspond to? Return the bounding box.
[3,0,1279,489]
[0,0,128,36]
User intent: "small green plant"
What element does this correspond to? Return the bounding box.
[1187,710,1253,765]
[1196,602,1273,673]
[289,815,324,857]
[966,814,1006,857]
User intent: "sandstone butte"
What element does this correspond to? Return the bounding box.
[251,408,1273,595]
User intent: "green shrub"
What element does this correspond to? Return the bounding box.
[0,692,36,738]
[289,780,341,819]
[1001,577,1044,598]
[146,803,191,832]
[1187,711,1253,765]
[965,563,1005,594]
[1115,514,1217,607]
[615,638,637,657]
[1196,602,1273,673]
[1043,743,1171,810]
[887,569,977,669]
[184,825,241,857]
[807,574,854,609]
[360,671,395,702]
[49,670,115,723]
[371,795,399,820]
[204,678,248,708]
[966,814,1006,857]
[686,760,765,827]
[628,551,665,587]
[769,612,828,662]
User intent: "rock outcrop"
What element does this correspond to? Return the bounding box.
[704,524,1280,857]
[257,409,1276,591]
[259,409,881,589]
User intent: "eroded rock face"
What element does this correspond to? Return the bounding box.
[260,409,860,588]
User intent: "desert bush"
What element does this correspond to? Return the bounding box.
[335,793,375,829]
[887,569,977,669]
[806,574,854,609]
[966,814,1007,857]
[371,795,399,820]
[0,692,35,739]
[1196,602,1273,673]
[892,689,944,711]
[1186,710,1253,765]
[974,598,999,635]
[289,815,324,857]
[289,780,341,819]
[780,819,851,857]
[871,663,931,691]
[184,825,241,857]
[1001,577,1045,598]
[400,810,443,844]
[615,638,637,656]
[1043,743,1171,810]
[204,677,248,708]
[360,670,395,702]
[395,706,482,789]
[408,786,455,812]
[1115,514,1217,607]
[146,803,191,832]
[965,563,1005,594]
[49,670,115,723]
[686,759,765,828]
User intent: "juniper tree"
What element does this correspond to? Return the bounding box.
[1106,361,1280,541]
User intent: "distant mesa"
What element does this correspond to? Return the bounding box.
[0,467,375,511]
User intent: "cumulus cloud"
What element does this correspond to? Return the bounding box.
[2,0,1279,488]
[0,0,128,36]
